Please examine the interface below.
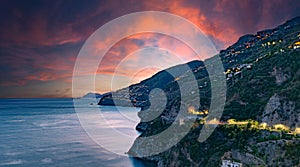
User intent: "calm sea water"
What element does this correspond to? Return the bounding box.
[0,98,155,167]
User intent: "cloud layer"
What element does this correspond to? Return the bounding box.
[1,0,300,97]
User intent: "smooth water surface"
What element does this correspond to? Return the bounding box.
[0,98,155,167]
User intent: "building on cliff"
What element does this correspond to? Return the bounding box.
[221,160,242,167]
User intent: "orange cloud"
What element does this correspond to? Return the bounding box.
[2,0,300,97]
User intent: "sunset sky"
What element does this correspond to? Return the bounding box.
[1,0,300,98]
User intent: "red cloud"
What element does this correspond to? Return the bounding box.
[1,0,300,97]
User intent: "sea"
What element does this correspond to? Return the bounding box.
[0,98,155,167]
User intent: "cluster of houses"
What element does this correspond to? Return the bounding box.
[261,39,300,51]
[255,29,274,40]
[220,30,276,66]
[223,29,300,82]
[221,160,242,167]
[261,39,282,47]
[292,41,300,49]
[260,32,300,51]
[225,63,252,80]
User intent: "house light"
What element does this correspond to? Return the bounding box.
[188,106,196,114]
[225,69,231,74]
[260,122,268,129]
[274,124,289,131]
[174,77,180,81]
[293,41,300,49]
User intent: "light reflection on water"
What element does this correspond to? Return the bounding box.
[0,98,155,167]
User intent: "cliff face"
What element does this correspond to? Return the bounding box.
[262,93,299,128]
[100,17,300,166]
[129,17,300,166]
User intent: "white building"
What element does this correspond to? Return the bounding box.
[179,118,184,125]
[293,45,300,49]
[221,160,242,167]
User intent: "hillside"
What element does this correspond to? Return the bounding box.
[98,60,206,108]
[99,16,300,166]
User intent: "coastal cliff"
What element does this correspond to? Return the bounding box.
[100,17,300,166]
